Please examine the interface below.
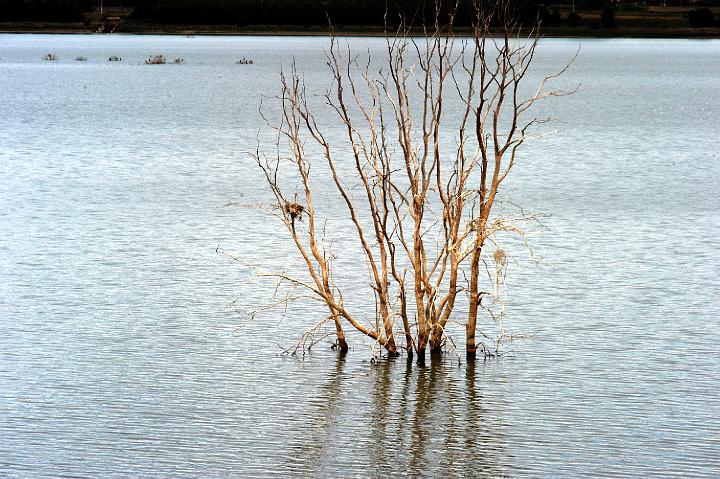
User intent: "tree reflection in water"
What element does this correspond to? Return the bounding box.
[283,352,350,474]
[285,353,514,477]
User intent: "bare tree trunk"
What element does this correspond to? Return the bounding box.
[466,244,482,358]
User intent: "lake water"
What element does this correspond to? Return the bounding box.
[1,34,719,478]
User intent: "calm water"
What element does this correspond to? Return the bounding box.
[1,34,719,478]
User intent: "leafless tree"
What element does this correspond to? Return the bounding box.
[232,0,575,362]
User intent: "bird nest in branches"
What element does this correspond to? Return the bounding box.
[284,202,305,221]
[494,248,507,266]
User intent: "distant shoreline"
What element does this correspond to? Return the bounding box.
[1,22,718,39]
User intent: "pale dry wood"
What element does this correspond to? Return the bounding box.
[234,0,574,360]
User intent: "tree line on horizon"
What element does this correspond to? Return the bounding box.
[0,0,716,28]
[0,0,551,26]
[130,0,536,27]
[0,0,93,22]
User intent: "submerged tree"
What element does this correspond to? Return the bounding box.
[225,0,574,362]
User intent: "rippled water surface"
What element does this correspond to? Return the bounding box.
[1,34,719,478]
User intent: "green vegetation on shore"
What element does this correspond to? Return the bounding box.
[0,0,718,37]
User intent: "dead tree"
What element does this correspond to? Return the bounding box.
[247,0,574,361]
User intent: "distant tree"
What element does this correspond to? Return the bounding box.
[688,8,714,28]
[601,5,615,28]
